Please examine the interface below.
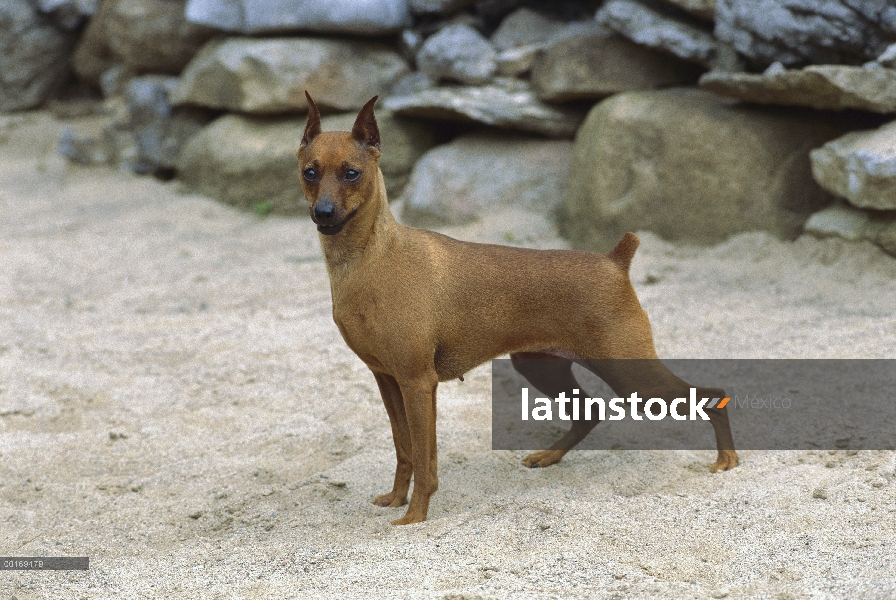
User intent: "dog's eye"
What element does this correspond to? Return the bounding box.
[302,168,318,182]
[344,169,360,182]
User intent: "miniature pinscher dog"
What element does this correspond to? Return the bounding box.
[296,92,738,525]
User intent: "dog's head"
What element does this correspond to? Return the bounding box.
[296,92,382,236]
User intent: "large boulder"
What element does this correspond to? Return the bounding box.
[383,79,585,138]
[715,0,896,68]
[1,0,74,111]
[596,0,718,67]
[184,0,410,34]
[177,110,432,213]
[416,24,497,85]
[401,133,571,226]
[489,8,567,52]
[565,89,852,251]
[810,121,896,211]
[171,38,409,113]
[73,0,213,87]
[531,30,700,102]
[699,65,896,113]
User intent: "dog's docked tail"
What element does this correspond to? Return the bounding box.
[606,232,639,272]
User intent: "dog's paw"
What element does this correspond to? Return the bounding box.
[372,492,407,508]
[522,450,565,468]
[709,450,739,473]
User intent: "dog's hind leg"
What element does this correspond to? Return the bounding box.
[511,352,602,468]
[372,372,412,507]
[581,359,739,472]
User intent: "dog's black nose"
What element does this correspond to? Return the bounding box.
[313,202,337,225]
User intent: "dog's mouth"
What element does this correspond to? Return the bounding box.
[314,209,358,236]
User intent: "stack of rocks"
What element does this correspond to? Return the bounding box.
[4,0,894,256]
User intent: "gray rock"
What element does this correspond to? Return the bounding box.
[490,8,566,52]
[73,0,214,88]
[810,121,896,211]
[597,0,718,67]
[805,202,896,257]
[494,20,607,77]
[178,115,306,214]
[715,0,896,68]
[177,109,433,212]
[0,0,73,112]
[58,119,116,165]
[401,133,571,226]
[59,75,208,174]
[565,89,851,251]
[531,31,700,102]
[657,0,714,21]
[408,0,475,14]
[36,0,99,29]
[185,0,410,34]
[877,43,896,68]
[699,65,896,113]
[172,38,409,113]
[416,24,497,85]
[317,110,437,199]
[384,80,585,138]
[124,75,208,172]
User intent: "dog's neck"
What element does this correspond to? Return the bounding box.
[318,168,397,281]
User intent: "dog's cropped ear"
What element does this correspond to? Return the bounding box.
[300,91,322,148]
[351,96,380,151]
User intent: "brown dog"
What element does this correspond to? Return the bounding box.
[296,92,738,525]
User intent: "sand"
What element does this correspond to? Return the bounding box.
[1,111,895,599]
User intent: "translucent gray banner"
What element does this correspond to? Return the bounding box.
[491,359,896,450]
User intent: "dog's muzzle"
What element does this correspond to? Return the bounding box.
[312,208,358,235]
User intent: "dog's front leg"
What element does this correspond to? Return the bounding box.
[371,372,412,507]
[391,373,439,525]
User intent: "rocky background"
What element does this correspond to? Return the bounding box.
[4,0,896,255]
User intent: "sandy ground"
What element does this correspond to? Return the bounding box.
[1,111,895,599]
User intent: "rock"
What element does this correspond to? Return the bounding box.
[184,0,410,35]
[73,0,214,88]
[699,66,896,113]
[596,0,718,67]
[496,45,542,77]
[35,0,99,30]
[58,117,117,165]
[810,121,896,211]
[715,0,896,68]
[494,20,605,77]
[416,24,497,85]
[408,0,475,15]
[59,75,208,174]
[878,44,896,68]
[531,31,700,102]
[565,89,851,250]
[0,0,74,112]
[177,109,432,212]
[123,75,209,173]
[72,0,117,87]
[317,110,437,199]
[177,115,306,214]
[657,0,714,21]
[400,133,571,226]
[383,80,585,138]
[172,38,409,113]
[804,203,896,257]
[489,8,566,52]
